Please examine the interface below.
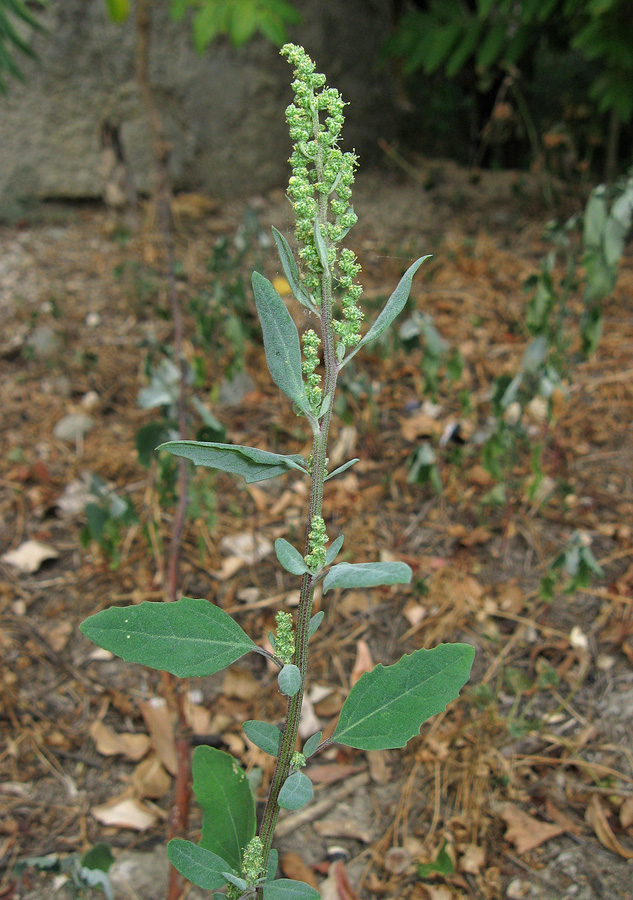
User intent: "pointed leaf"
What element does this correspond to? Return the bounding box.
[325,535,344,565]
[341,256,430,368]
[167,840,233,891]
[277,771,313,810]
[271,226,317,314]
[264,879,321,900]
[323,562,412,594]
[275,538,310,575]
[242,720,283,757]
[159,440,309,483]
[302,731,322,759]
[193,746,256,873]
[332,643,475,750]
[80,598,255,678]
[308,611,324,639]
[325,458,359,481]
[266,849,279,883]
[223,873,248,891]
[252,272,313,419]
[278,664,301,697]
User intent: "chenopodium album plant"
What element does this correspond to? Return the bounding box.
[80,45,475,900]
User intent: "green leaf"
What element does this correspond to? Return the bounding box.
[263,879,321,900]
[136,421,173,468]
[105,0,130,23]
[275,538,310,575]
[341,257,430,368]
[266,849,279,883]
[277,771,313,810]
[278,664,301,696]
[417,839,455,879]
[271,226,317,314]
[167,840,234,890]
[193,746,256,873]
[80,597,255,678]
[252,272,314,420]
[325,458,359,481]
[242,720,283,756]
[159,440,308,483]
[323,562,412,594]
[302,731,322,758]
[223,873,248,891]
[308,611,324,639]
[583,189,607,250]
[81,843,114,873]
[332,643,475,750]
[313,217,330,276]
[325,535,344,565]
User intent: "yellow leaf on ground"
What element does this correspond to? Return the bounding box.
[138,697,177,776]
[499,802,565,854]
[586,795,633,859]
[89,721,150,761]
[92,795,158,831]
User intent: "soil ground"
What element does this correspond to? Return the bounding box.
[1,160,633,900]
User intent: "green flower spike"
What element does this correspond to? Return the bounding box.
[302,329,322,414]
[242,836,264,886]
[281,43,363,349]
[275,610,295,665]
[305,515,327,571]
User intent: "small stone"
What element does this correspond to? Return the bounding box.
[27,325,63,359]
[86,312,101,328]
[81,390,100,411]
[53,412,94,441]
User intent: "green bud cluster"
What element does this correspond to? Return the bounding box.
[291,751,306,770]
[275,610,295,665]
[305,515,327,571]
[226,885,241,900]
[302,329,322,414]
[281,43,363,346]
[242,836,264,886]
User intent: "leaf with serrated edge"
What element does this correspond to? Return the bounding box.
[278,771,313,811]
[303,731,322,758]
[242,720,282,757]
[323,562,412,594]
[332,643,475,750]
[159,441,308,484]
[271,226,317,314]
[325,458,359,481]
[167,840,234,891]
[263,879,321,900]
[308,611,324,639]
[79,598,255,678]
[252,273,313,419]
[275,538,309,575]
[193,746,256,873]
[341,256,430,368]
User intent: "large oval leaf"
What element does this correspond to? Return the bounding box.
[159,440,309,483]
[277,771,313,811]
[193,746,256,874]
[242,720,283,757]
[332,643,475,750]
[263,879,321,900]
[80,597,255,678]
[167,840,234,891]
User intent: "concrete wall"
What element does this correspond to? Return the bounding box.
[0,0,396,212]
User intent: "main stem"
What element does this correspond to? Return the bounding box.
[258,150,337,877]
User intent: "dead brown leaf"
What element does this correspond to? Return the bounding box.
[132,753,171,799]
[308,764,363,785]
[499,802,565,854]
[280,853,319,889]
[620,797,633,830]
[459,843,485,874]
[350,640,373,687]
[89,721,150,761]
[92,793,159,831]
[586,795,633,859]
[367,750,390,784]
[223,667,259,701]
[400,412,441,442]
[138,697,178,776]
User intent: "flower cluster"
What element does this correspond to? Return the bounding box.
[242,836,264,886]
[275,610,295,665]
[291,751,306,770]
[301,329,322,414]
[305,514,327,571]
[281,43,363,345]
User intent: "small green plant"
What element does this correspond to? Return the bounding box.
[15,843,115,900]
[540,530,604,600]
[80,45,474,899]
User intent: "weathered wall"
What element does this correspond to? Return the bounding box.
[0,0,396,212]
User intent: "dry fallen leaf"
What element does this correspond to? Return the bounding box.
[219,532,273,565]
[350,640,373,687]
[459,843,485,875]
[308,764,363,785]
[367,750,390,784]
[223,667,259,701]
[138,697,178,776]
[42,620,73,652]
[620,797,633,830]
[299,694,321,739]
[132,753,171,799]
[2,540,59,574]
[400,411,441,442]
[499,802,565,854]
[92,795,159,831]
[89,721,151,761]
[586,795,633,859]
[383,846,411,875]
[280,853,319,889]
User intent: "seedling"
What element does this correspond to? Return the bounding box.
[80,45,475,899]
